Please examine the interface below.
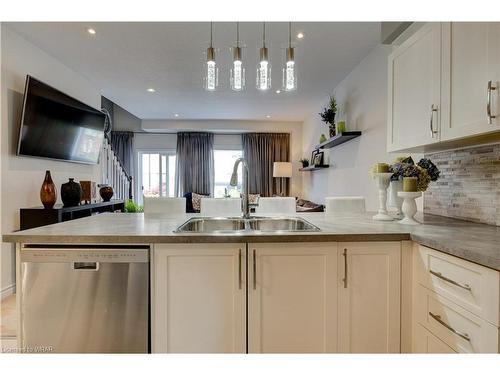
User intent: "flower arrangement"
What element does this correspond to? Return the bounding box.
[319,96,338,138]
[319,95,337,125]
[388,156,440,192]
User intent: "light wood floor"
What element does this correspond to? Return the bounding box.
[0,294,17,338]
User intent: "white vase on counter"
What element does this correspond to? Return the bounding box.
[389,180,404,219]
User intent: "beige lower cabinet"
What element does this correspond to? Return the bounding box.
[152,243,246,353]
[248,242,338,353]
[412,245,500,353]
[153,241,403,353]
[414,323,456,353]
[338,242,402,353]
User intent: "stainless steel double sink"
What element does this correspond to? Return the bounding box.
[174,216,320,233]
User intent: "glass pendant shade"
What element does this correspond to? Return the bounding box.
[204,46,218,91]
[282,46,297,91]
[230,47,245,91]
[282,22,297,92]
[203,22,218,91]
[256,46,271,90]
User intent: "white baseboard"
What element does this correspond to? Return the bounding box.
[1,284,16,300]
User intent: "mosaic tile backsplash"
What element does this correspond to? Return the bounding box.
[424,143,500,226]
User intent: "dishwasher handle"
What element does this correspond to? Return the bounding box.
[71,262,99,271]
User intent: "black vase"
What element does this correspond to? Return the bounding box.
[61,178,82,207]
[329,123,336,138]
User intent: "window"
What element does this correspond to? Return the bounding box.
[214,149,243,198]
[138,151,176,203]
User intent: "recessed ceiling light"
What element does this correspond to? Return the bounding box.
[87,28,96,35]
[147,88,155,92]
[266,115,271,119]
[297,32,304,39]
[276,90,281,94]
[174,113,179,117]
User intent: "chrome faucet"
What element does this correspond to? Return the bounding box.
[230,157,250,219]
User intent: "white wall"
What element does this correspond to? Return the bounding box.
[301,45,420,211]
[139,119,304,197]
[0,26,103,295]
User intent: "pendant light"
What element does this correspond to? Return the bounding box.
[256,22,271,90]
[282,22,297,91]
[203,22,218,91]
[230,22,245,91]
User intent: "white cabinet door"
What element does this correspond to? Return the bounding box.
[338,242,401,353]
[248,243,338,353]
[152,243,246,353]
[441,22,500,140]
[387,23,442,152]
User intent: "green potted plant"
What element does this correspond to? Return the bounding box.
[125,199,144,213]
[300,158,309,168]
[319,95,337,138]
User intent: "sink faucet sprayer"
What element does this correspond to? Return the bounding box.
[230,158,250,219]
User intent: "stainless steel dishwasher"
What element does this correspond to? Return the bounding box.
[20,245,149,353]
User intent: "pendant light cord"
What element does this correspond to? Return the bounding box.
[288,22,291,47]
[210,21,213,48]
[236,22,240,48]
[263,22,266,48]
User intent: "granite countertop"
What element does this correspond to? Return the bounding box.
[3,212,500,271]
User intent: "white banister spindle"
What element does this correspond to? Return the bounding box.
[100,137,131,201]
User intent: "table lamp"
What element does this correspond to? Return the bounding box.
[273,162,292,196]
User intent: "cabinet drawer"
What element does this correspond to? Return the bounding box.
[415,285,499,353]
[415,245,499,325]
[414,323,456,353]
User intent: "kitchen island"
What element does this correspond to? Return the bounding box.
[3,212,500,354]
[4,212,499,270]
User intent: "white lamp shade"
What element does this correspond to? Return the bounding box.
[273,162,293,178]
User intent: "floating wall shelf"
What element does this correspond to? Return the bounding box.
[299,165,330,172]
[316,131,362,150]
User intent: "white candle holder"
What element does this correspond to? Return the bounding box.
[372,172,394,221]
[389,180,404,219]
[397,191,422,225]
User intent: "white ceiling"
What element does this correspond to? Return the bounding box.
[6,22,381,121]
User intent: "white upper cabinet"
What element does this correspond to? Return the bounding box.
[387,22,500,152]
[387,23,442,152]
[441,22,500,140]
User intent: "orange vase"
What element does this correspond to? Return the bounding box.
[40,170,57,209]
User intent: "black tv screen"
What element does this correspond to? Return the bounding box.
[17,76,105,164]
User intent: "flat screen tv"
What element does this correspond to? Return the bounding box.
[17,75,105,164]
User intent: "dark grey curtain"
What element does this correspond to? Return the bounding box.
[175,132,214,197]
[242,133,290,197]
[110,131,134,177]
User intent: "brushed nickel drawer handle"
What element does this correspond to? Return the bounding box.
[342,248,347,288]
[429,270,472,291]
[238,249,242,290]
[487,80,497,125]
[429,104,438,137]
[253,249,257,290]
[429,312,471,342]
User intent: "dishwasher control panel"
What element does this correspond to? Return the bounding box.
[20,247,149,263]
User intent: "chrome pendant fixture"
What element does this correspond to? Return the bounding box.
[203,22,218,91]
[256,22,271,90]
[230,22,245,91]
[282,22,297,92]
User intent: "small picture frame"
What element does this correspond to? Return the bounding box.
[310,150,319,166]
[313,151,324,166]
